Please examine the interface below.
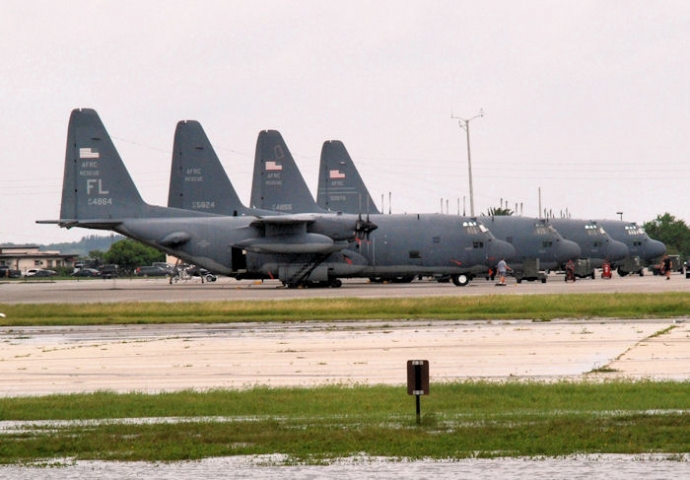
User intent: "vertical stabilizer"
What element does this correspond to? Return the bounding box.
[59,108,145,224]
[168,120,247,216]
[250,130,325,213]
[317,140,381,214]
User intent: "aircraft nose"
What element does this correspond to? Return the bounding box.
[607,239,629,262]
[645,239,667,261]
[489,238,517,264]
[557,239,581,263]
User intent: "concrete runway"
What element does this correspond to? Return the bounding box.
[2,270,690,304]
[1,274,689,396]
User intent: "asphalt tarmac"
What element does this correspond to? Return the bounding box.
[1,273,688,396]
[2,270,689,304]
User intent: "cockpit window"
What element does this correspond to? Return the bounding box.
[462,220,487,234]
[624,224,645,236]
[584,224,605,236]
[534,224,551,236]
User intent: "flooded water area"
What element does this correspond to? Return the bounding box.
[2,454,688,479]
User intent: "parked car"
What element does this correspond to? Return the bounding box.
[0,266,21,278]
[71,268,101,277]
[24,268,57,277]
[152,262,176,275]
[98,264,120,279]
[135,265,168,277]
[187,265,218,283]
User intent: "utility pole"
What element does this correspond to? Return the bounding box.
[452,109,483,217]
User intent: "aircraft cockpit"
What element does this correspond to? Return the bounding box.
[623,224,646,236]
[584,223,606,236]
[462,220,488,235]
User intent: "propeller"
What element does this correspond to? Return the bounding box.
[355,195,377,240]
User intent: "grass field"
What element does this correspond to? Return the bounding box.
[0,293,688,464]
[2,292,690,326]
[0,382,688,464]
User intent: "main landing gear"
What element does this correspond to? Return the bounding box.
[452,274,470,287]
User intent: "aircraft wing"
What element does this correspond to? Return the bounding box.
[239,213,357,254]
[234,234,348,254]
[249,213,318,227]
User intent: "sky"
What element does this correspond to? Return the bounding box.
[2,1,690,245]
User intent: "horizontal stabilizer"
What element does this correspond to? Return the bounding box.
[41,219,124,230]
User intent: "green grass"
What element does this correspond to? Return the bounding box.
[1,294,688,464]
[0,382,688,464]
[3,292,690,326]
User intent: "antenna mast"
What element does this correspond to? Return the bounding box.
[451,109,484,216]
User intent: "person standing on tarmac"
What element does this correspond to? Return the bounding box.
[496,258,511,286]
[663,255,672,280]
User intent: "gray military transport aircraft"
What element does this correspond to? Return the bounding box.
[316,139,633,281]
[545,218,629,275]
[315,139,581,283]
[594,219,666,276]
[249,130,517,285]
[38,109,376,286]
[169,123,516,286]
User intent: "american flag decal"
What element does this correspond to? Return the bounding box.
[79,147,100,159]
[329,169,346,179]
[266,161,282,171]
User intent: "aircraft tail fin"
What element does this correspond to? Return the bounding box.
[58,108,146,226]
[250,130,323,213]
[317,140,381,214]
[169,120,247,216]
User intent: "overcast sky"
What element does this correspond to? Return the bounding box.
[2,1,689,245]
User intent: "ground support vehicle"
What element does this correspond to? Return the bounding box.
[615,256,644,276]
[514,258,547,284]
[650,255,682,276]
[573,258,595,279]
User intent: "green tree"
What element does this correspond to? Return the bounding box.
[484,206,514,216]
[103,239,165,274]
[643,213,690,258]
[89,249,106,263]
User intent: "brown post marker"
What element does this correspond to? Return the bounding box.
[407,360,429,423]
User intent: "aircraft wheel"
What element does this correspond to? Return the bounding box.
[394,276,415,283]
[330,279,342,288]
[541,278,547,283]
[617,267,628,277]
[452,274,469,287]
[516,278,522,284]
[205,274,216,283]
